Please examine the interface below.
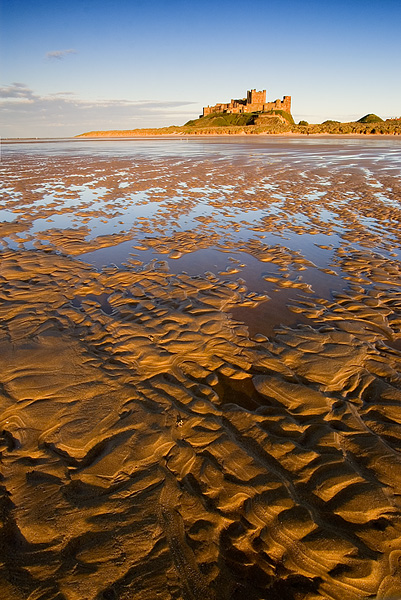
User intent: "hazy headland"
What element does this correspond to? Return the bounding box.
[77,112,401,137]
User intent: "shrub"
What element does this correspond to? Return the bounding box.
[298,120,308,126]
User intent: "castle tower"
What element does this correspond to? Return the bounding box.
[282,96,291,113]
[247,89,266,105]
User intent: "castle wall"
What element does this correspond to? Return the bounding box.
[263,96,292,113]
[202,90,291,117]
[245,103,265,113]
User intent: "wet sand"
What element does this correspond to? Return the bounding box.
[1,138,401,599]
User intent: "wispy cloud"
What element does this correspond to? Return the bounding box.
[0,83,199,137]
[45,49,77,60]
[0,82,35,100]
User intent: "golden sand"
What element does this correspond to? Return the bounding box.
[0,141,400,599]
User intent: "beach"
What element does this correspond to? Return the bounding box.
[1,136,401,600]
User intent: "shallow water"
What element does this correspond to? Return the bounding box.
[2,137,401,334]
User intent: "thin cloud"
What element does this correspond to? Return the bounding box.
[0,84,199,137]
[0,82,35,100]
[53,91,77,96]
[46,49,77,60]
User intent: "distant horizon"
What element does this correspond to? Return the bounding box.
[3,110,400,141]
[1,0,400,138]
[1,88,400,139]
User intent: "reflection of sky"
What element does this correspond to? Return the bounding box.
[3,137,401,163]
[2,176,308,247]
[29,214,79,233]
[0,189,395,255]
[2,139,400,277]
[1,138,400,345]
[78,237,348,340]
[0,209,16,220]
[374,191,400,207]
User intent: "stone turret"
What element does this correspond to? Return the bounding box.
[247,89,266,105]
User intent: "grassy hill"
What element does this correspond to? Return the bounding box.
[185,113,257,127]
[357,114,384,123]
[77,113,401,137]
[185,110,295,128]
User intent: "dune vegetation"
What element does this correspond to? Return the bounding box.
[77,113,401,137]
[357,113,384,123]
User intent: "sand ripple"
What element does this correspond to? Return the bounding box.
[1,248,401,599]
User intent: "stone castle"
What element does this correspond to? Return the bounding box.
[202,88,291,117]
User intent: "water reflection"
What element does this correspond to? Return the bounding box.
[1,137,400,334]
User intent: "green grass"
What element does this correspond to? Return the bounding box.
[185,113,259,127]
[185,109,294,128]
[262,110,295,125]
[357,113,384,123]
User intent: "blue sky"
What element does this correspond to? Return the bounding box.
[1,0,400,137]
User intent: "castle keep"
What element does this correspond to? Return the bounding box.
[202,88,291,117]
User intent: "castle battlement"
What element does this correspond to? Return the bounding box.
[202,88,291,117]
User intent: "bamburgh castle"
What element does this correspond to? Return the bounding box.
[202,89,291,117]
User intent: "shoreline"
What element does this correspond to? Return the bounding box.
[3,132,401,143]
[78,132,401,138]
